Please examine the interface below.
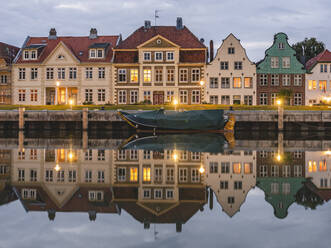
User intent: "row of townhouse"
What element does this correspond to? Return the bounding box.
[1,17,331,106]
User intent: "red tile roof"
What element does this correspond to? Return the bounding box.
[16,35,119,64]
[113,51,138,63]
[0,42,19,64]
[180,50,206,63]
[116,26,205,49]
[305,49,331,71]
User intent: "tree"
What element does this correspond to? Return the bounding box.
[292,38,325,63]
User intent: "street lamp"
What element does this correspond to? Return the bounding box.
[69,99,73,110]
[54,164,61,172]
[276,99,282,106]
[55,81,60,105]
[199,80,205,86]
[199,164,205,173]
[199,80,205,103]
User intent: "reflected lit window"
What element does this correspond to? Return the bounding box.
[308,161,317,172]
[130,168,138,182]
[143,167,151,182]
[244,163,252,174]
[233,163,241,174]
[319,161,327,171]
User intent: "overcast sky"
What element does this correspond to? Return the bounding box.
[0,0,330,61]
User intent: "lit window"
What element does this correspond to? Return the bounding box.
[308,80,316,90]
[244,163,252,174]
[144,69,151,82]
[130,69,138,82]
[244,77,252,88]
[233,162,241,174]
[233,77,241,88]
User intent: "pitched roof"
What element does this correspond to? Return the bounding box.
[0,42,19,64]
[305,49,331,71]
[116,26,206,49]
[16,35,119,64]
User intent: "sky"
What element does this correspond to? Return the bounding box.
[0,0,330,61]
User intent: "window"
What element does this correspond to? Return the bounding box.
[130,150,138,160]
[221,77,230,88]
[45,170,53,182]
[192,90,200,104]
[130,167,138,182]
[130,69,138,82]
[294,165,302,177]
[234,181,242,190]
[18,89,26,102]
[22,189,36,200]
[209,162,218,173]
[220,61,228,70]
[244,95,252,105]
[69,67,77,79]
[143,189,151,199]
[143,167,151,182]
[154,167,162,182]
[319,81,327,91]
[179,168,188,182]
[30,89,38,102]
[228,47,235,54]
[0,75,7,84]
[244,163,252,174]
[57,68,65,79]
[271,93,278,105]
[282,74,290,86]
[85,170,92,183]
[18,169,25,181]
[294,93,302,105]
[97,49,104,58]
[69,170,77,183]
[143,91,151,101]
[98,89,105,102]
[221,95,230,105]
[180,90,188,104]
[118,150,127,161]
[85,89,93,102]
[233,163,241,174]
[31,68,38,80]
[259,165,267,177]
[143,150,151,159]
[210,95,219,104]
[228,197,235,204]
[130,90,138,104]
[294,75,302,86]
[278,42,285,49]
[98,67,105,79]
[118,90,126,104]
[85,149,92,161]
[57,170,65,182]
[191,69,200,82]
[271,183,279,194]
[191,169,200,183]
[210,78,218,88]
[30,169,37,182]
[244,77,252,88]
[166,91,174,102]
[167,68,175,82]
[260,93,268,105]
[271,74,279,86]
[118,69,126,82]
[220,181,228,189]
[221,162,230,173]
[308,80,317,90]
[143,69,151,82]
[271,57,279,68]
[166,168,174,182]
[24,50,29,60]
[167,52,174,61]
[271,166,279,177]
[46,68,54,80]
[143,52,151,61]
[233,77,241,88]
[154,189,162,199]
[118,168,126,181]
[282,57,290,68]
[166,189,174,199]
[88,191,104,201]
[19,68,26,80]
[233,95,241,104]
[155,52,163,61]
[86,67,93,79]
[31,50,36,59]
[234,61,242,70]
[179,69,188,82]
[260,74,267,86]
[89,49,96,58]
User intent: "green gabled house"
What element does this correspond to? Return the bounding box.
[257,177,306,219]
[256,33,306,106]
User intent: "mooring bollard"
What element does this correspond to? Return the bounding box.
[82,108,88,131]
[19,107,25,130]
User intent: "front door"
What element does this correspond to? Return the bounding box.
[153,91,164,105]
[46,88,55,105]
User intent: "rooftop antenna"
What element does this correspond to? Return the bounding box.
[154,10,160,26]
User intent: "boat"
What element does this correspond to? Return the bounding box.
[117,109,235,133]
[120,133,235,153]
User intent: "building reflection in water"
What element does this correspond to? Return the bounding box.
[0,135,331,231]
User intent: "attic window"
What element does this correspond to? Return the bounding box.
[278,43,285,49]
[156,39,162,45]
[23,49,37,60]
[89,48,104,59]
[58,54,65,59]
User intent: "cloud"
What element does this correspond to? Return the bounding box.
[54,3,89,12]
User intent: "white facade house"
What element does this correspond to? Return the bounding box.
[305,49,331,105]
[206,34,256,105]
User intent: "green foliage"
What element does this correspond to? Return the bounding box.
[292,38,325,63]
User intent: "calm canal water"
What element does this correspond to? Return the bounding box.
[0,133,330,248]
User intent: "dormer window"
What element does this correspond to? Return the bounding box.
[23,50,37,60]
[24,50,29,60]
[31,50,36,59]
[89,49,104,59]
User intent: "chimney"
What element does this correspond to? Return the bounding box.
[200,38,205,44]
[89,28,98,39]
[48,28,57,40]
[210,40,214,62]
[144,20,151,30]
[176,17,183,30]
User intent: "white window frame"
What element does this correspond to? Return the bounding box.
[118,69,126,82]
[191,90,200,104]
[143,52,151,61]
[282,57,290,69]
[130,90,138,104]
[271,57,279,68]
[154,189,162,199]
[166,52,174,61]
[118,90,127,104]
[155,52,163,61]
[191,68,200,82]
[166,189,174,199]
[89,49,96,58]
